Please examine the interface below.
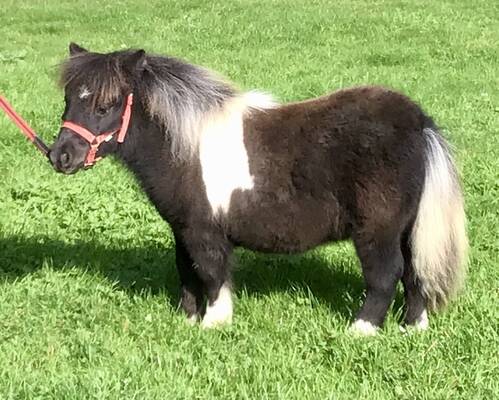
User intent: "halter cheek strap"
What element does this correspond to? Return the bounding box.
[62,93,134,167]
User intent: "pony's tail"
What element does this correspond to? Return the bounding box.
[410,124,468,310]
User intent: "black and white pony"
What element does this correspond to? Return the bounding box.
[49,43,468,334]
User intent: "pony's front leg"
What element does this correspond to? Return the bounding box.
[174,234,205,323]
[182,229,233,328]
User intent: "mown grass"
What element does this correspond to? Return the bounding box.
[0,0,498,398]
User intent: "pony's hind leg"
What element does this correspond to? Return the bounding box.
[400,230,428,330]
[351,232,404,335]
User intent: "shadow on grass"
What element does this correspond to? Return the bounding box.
[0,235,364,319]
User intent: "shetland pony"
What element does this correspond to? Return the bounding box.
[49,43,468,334]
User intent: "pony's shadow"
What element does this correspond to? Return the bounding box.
[0,235,366,319]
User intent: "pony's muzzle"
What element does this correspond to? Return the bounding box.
[49,130,88,174]
[50,148,72,169]
[50,146,78,174]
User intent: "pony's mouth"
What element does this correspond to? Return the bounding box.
[60,164,84,175]
[53,162,84,175]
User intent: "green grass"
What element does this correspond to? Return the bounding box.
[1,0,498,398]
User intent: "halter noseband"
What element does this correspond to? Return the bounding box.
[61,93,134,167]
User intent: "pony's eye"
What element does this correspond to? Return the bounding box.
[96,106,110,116]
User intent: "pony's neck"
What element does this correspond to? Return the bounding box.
[116,100,179,189]
[115,105,187,227]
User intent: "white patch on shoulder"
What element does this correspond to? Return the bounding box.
[79,85,91,99]
[199,92,275,215]
[350,319,378,336]
[201,284,233,328]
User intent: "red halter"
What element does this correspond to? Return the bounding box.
[62,93,134,167]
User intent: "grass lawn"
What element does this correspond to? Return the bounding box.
[0,0,498,398]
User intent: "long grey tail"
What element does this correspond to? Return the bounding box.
[410,126,468,310]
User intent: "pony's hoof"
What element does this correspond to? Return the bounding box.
[349,319,379,336]
[413,310,429,330]
[201,314,232,329]
[186,314,199,326]
[201,284,233,329]
[400,310,429,333]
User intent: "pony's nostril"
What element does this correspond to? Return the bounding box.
[49,149,58,166]
[60,152,72,168]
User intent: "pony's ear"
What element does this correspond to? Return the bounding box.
[124,50,147,75]
[69,42,88,56]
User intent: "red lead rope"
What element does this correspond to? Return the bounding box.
[0,95,50,157]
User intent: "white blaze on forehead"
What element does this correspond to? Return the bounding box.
[79,85,92,99]
[199,95,257,215]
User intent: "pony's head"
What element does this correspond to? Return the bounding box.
[50,43,146,174]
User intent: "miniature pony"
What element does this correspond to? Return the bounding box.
[49,43,467,334]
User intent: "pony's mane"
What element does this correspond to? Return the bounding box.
[60,49,275,158]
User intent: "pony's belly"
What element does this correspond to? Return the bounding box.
[227,192,346,253]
